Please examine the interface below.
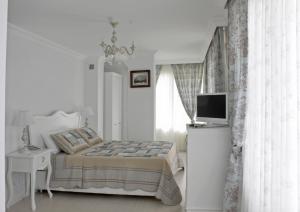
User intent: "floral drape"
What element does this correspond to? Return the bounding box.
[171,63,203,123]
[203,26,229,93]
[223,0,248,211]
[242,0,300,211]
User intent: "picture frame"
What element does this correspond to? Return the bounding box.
[130,70,151,88]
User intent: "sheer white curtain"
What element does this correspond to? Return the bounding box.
[242,0,300,211]
[156,65,190,151]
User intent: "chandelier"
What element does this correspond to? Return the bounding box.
[100,20,135,62]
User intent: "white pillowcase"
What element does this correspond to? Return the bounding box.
[41,128,68,153]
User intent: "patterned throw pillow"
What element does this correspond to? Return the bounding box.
[76,127,102,146]
[51,129,89,154]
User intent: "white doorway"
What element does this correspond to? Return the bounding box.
[0,0,8,211]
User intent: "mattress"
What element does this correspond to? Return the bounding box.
[49,140,183,205]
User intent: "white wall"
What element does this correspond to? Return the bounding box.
[124,51,156,141]
[84,56,104,137]
[0,0,8,211]
[84,57,98,132]
[5,24,86,205]
[103,51,156,141]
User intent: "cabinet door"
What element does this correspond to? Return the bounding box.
[112,74,122,140]
[186,127,231,211]
[104,73,113,140]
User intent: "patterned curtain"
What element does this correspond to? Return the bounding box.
[171,63,203,123]
[203,26,229,93]
[223,0,248,211]
[155,65,162,83]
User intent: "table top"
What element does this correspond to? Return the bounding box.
[7,148,51,159]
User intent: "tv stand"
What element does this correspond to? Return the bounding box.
[188,122,229,128]
[186,125,231,212]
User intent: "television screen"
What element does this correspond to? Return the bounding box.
[197,94,226,119]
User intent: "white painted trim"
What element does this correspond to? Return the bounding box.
[7,23,87,60]
[97,56,105,137]
[155,58,203,65]
[0,0,7,211]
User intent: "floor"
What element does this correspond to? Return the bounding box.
[7,153,186,212]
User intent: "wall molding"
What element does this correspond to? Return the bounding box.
[155,58,203,65]
[7,23,87,60]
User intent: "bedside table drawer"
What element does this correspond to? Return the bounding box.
[7,149,53,210]
[10,158,32,172]
[35,154,50,170]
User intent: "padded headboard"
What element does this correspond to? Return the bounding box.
[29,111,81,147]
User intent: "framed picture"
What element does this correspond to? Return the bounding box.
[130,70,151,88]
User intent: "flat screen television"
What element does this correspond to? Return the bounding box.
[196,93,228,125]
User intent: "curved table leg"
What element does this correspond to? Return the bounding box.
[26,173,30,196]
[6,159,13,208]
[46,161,53,198]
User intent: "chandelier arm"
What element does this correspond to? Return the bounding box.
[100,20,135,60]
[100,42,107,48]
[103,45,113,57]
[119,46,134,55]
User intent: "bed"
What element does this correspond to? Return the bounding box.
[30,111,183,205]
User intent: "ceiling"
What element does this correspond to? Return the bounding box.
[8,0,228,62]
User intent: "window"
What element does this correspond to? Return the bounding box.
[155,65,190,151]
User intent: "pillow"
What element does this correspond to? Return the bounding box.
[76,127,102,146]
[42,129,68,153]
[51,129,89,154]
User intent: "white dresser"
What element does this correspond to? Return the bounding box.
[186,125,231,212]
[104,72,122,141]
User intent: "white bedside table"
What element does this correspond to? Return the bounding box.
[6,149,53,211]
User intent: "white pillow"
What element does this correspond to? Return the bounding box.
[41,128,68,153]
